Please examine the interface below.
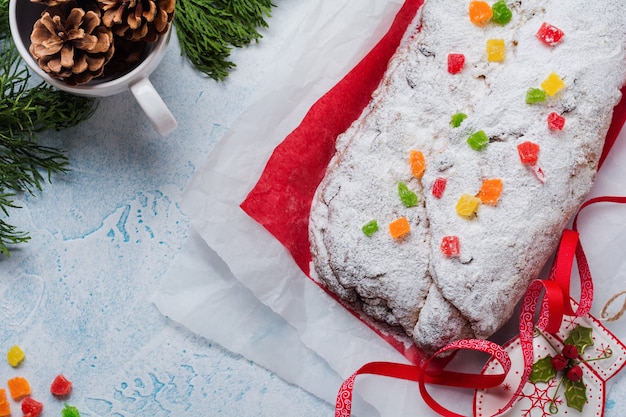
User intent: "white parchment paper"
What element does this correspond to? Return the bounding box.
[154,0,626,415]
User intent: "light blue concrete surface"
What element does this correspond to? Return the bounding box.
[0,0,334,415]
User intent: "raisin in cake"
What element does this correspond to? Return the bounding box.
[308,0,626,353]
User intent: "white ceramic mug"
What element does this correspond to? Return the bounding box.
[9,0,177,136]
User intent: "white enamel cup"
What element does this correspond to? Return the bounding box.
[9,0,177,136]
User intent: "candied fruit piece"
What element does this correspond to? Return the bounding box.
[431,177,447,199]
[467,130,489,151]
[0,389,9,417]
[525,88,547,104]
[398,182,418,207]
[441,236,461,257]
[51,374,72,397]
[477,178,503,205]
[409,150,426,179]
[536,22,564,46]
[7,376,30,400]
[517,141,540,165]
[450,112,467,128]
[61,404,81,417]
[22,397,43,417]
[469,1,493,25]
[491,0,512,25]
[7,344,25,367]
[541,72,566,96]
[389,217,410,239]
[447,53,465,74]
[456,194,481,218]
[548,112,565,130]
[362,220,379,237]
[486,39,506,62]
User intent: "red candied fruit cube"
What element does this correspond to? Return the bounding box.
[431,177,447,198]
[547,112,565,131]
[536,22,564,46]
[441,236,460,257]
[22,397,43,417]
[50,374,72,397]
[517,141,540,165]
[447,53,465,74]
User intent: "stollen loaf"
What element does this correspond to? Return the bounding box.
[308,0,626,353]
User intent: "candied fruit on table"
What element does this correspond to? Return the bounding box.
[0,389,9,417]
[22,397,43,417]
[536,22,564,46]
[7,376,30,400]
[61,404,81,417]
[6,345,25,367]
[447,53,465,74]
[389,217,411,239]
[51,374,73,396]
[469,1,493,25]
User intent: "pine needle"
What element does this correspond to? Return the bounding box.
[174,0,274,80]
[0,37,97,256]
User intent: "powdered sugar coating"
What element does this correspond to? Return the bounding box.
[309,0,626,353]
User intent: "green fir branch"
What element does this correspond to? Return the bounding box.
[0,38,96,256]
[174,0,274,80]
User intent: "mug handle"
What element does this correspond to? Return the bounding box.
[129,77,177,136]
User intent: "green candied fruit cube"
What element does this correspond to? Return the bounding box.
[451,112,468,128]
[398,182,418,207]
[362,220,379,237]
[467,130,489,151]
[526,88,547,104]
[62,404,81,417]
[491,0,512,25]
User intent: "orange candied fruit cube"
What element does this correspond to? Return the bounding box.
[477,178,503,205]
[0,389,10,417]
[389,217,411,239]
[7,376,31,400]
[409,150,426,179]
[469,1,493,25]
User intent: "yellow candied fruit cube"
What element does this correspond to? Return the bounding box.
[541,72,566,96]
[7,377,30,400]
[7,344,25,367]
[0,389,9,417]
[486,39,506,62]
[456,193,481,218]
[389,217,411,239]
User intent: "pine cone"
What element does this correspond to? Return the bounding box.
[99,0,175,43]
[29,3,115,85]
[29,0,73,7]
